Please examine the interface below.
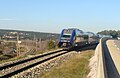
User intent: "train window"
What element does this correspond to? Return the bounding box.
[76,30,79,36]
[76,29,83,37]
[62,35,71,38]
[63,29,73,34]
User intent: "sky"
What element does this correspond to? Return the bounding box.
[0,0,120,33]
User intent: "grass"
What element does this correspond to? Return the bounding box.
[40,50,94,78]
[0,55,26,64]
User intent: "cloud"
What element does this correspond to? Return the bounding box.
[0,18,16,21]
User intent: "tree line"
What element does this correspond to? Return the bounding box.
[97,30,120,38]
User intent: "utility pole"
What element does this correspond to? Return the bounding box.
[17,33,19,57]
[36,38,37,52]
[34,34,37,52]
[17,33,20,57]
[0,36,1,41]
[40,38,42,50]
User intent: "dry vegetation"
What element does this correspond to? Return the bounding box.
[40,50,94,78]
[0,40,57,64]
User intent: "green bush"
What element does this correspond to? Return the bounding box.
[47,40,55,49]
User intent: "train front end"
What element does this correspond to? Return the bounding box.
[58,29,74,48]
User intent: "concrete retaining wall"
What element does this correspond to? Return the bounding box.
[96,38,108,78]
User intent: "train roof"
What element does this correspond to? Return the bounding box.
[63,28,83,31]
[86,32,95,34]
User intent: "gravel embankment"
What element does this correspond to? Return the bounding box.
[11,51,76,78]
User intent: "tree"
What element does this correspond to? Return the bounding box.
[97,30,119,38]
[47,40,55,49]
[110,30,118,38]
[117,30,120,36]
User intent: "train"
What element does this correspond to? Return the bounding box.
[58,28,99,49]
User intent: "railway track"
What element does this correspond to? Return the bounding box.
[0,49,69,77]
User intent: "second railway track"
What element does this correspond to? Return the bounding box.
[0,49,63,70]
[0,49,69,77]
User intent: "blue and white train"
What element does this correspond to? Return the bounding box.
[58,28,99,49]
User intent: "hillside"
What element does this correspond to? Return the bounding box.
[0,29,60,40]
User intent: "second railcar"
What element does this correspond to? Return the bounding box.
[86,32,99,44]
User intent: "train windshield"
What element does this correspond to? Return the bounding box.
[62,35,71,38]
[62,29,73,38]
